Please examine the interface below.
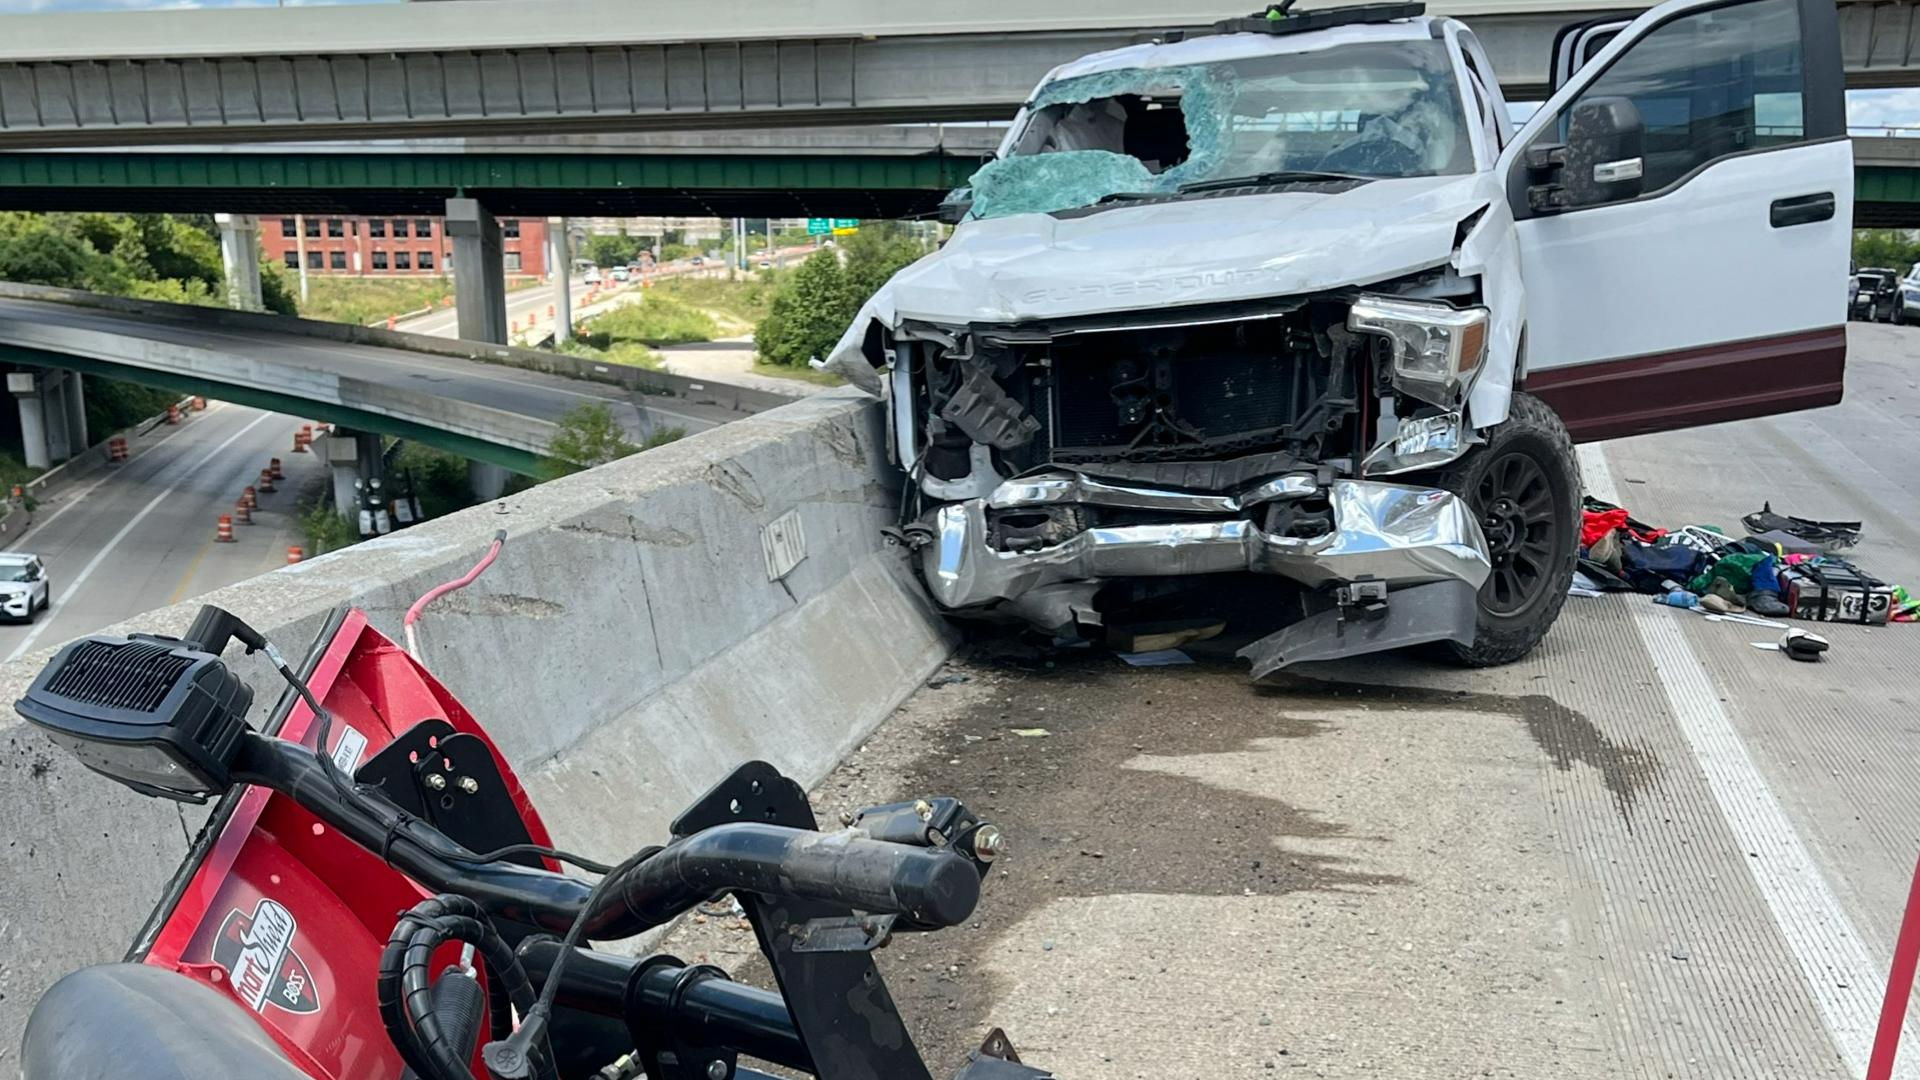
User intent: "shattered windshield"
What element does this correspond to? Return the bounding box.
[968,40,1472,219]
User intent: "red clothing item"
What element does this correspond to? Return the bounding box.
[1581,508,1628,548]
[1581,507,1668,549]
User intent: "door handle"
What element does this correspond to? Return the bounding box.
[1771,192,1835,228]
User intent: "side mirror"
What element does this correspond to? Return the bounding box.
[1524,95,1645,213]
[937,186,975,225]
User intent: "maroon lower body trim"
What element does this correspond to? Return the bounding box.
[1526,326,1847,444]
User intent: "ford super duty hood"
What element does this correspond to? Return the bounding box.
[824,173,1495,389]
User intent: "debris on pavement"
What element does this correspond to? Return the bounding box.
[1574,495,1911,629]
[1009,727,1052,738]
[1751,628,1832,662]
[1116,648,1195,667]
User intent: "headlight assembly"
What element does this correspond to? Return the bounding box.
[1347,295,1489,408]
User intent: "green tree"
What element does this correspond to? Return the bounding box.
[840,223,923,302]
[540,402,641,479]
[259,256,299,316]
[1853,229,1920,272]
[755,249,853,368]
[583,233,641,268]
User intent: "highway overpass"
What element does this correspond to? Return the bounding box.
[0,282,783,474]
[0,0,1840,148]
[0,129,1000,218]
[7,132,1920,226]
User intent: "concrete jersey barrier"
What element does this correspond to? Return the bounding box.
[0,388,957,1066]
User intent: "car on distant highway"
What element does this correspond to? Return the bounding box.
[690,256,704,267]
[1853,268,1899,321]
[583,267,604,286]
[610,267,631,283]
[0,552,51,621]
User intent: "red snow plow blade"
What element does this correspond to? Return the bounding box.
[16,598,1046,1080]
[129,607,552,1080]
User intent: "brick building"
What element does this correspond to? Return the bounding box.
[260,214,551,279]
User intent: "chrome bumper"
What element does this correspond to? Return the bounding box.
[919,477,1491,610]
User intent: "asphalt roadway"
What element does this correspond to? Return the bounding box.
[0,402,324,662]
[662,323,1920,1079]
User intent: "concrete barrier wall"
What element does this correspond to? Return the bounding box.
[0,389,956,1066]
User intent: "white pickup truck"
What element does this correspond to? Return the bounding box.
[827,0,1849,675]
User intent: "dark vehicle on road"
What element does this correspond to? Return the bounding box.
[1853,268,1900,322]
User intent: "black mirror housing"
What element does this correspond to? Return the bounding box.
[1563,95,1645,205]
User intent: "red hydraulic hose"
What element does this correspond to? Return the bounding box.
[403,529,506,659]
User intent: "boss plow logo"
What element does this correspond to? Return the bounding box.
[213,898,320,1015]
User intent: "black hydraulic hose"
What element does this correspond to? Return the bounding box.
[586,822,982,936]
[378,896,555,1080]
[516,941,815,1073]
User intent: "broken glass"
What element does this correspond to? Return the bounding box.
[965,40,1470,220]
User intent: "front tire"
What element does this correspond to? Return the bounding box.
[1423,392,1580,667]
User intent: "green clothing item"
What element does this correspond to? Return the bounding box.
[1689,552,1769,596]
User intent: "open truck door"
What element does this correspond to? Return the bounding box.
[1504,0,1849,442]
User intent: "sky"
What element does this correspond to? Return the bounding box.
[3,0,1920,131]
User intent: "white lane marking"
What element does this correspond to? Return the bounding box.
[1580,444,1910,1079]
[5,410,276,662]
[2,405,212,550]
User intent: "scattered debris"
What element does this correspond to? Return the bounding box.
[1106,618,1225,653]
[1751,628,1831,662]
[1116,649,1194,667]
[1576,495,1913,630]
[1010,728,1052,738]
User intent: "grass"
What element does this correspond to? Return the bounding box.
[298,277,454,326]
[299,500,361,556]
[578,294,721,347]
[750,360,845,387]
[296,275,547,327]
[0,450,39,492]
[556,337,665,371]
[650,273,785,328]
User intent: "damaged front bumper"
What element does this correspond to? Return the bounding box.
[917,474,1490,619]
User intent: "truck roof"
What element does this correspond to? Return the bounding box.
[1040,13,1448,84]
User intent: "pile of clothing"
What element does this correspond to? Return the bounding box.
[1575,499,1919,624]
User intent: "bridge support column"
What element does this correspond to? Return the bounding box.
[63,372,85,454]
[42,371,73,463]
[216,214,264,312]
[446,198,507,345]
[8,371,48,470]
[549,217,572,344]
[468,460,509,501]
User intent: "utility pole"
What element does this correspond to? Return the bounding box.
[292,213,310,304]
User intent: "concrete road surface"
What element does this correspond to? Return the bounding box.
[0,403,323,661]
[665,323,1920,1079]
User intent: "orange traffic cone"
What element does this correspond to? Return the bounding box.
[215,515,235,543]
[191,396,207,411]
[166,404,182,425]
[108,436,128,462]
[242,486,257,509]
[387,315,397,330]
[269,457,284,481]
[233,499,252,525]
[256,469,276,494]
[293,426,311,453]
[286,546,304,564]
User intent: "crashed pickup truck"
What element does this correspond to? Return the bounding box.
[825,0,1850,675]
